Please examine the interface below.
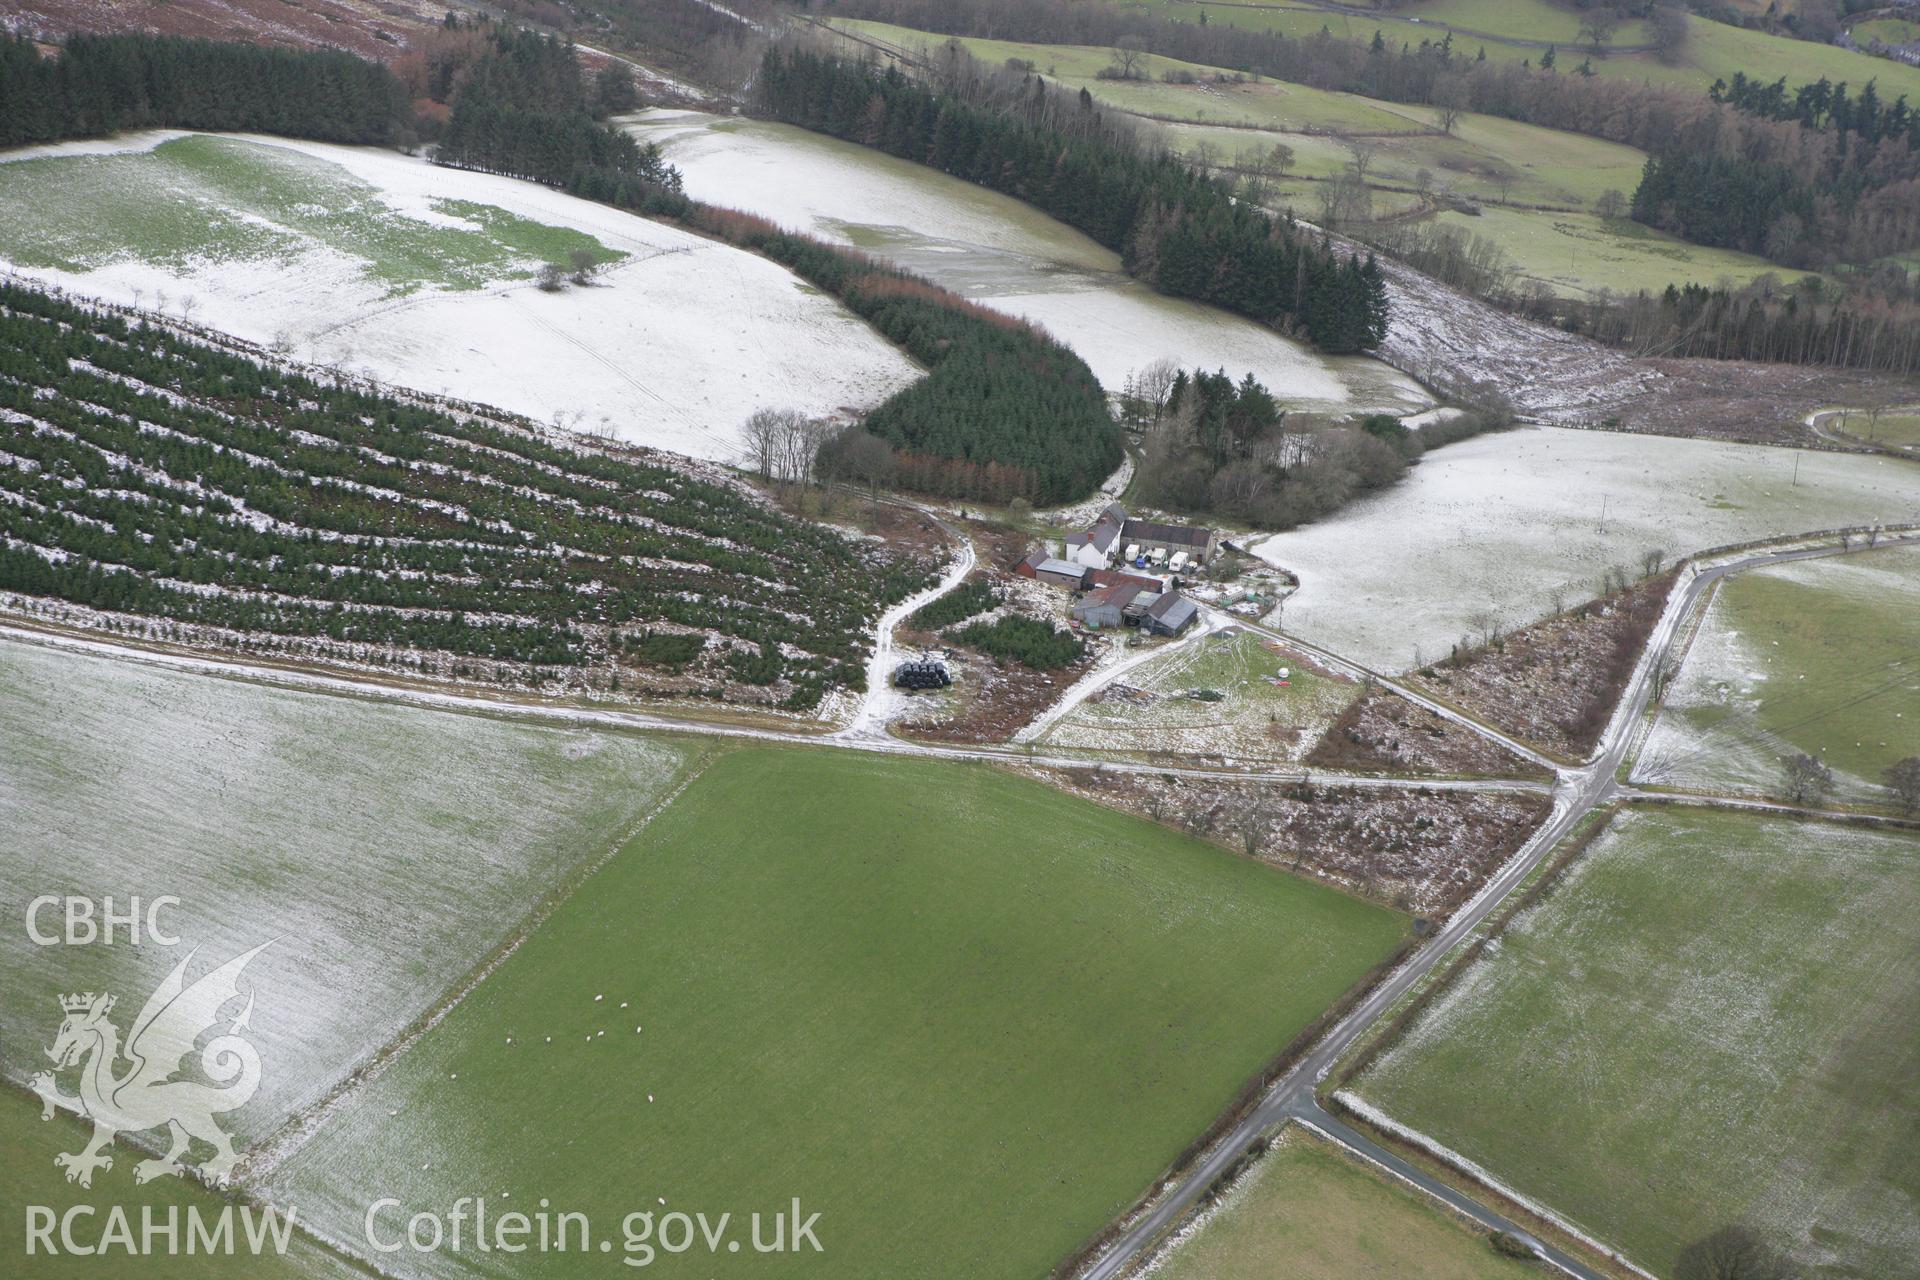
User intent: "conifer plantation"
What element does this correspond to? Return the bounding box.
[0,282,932,706]
[0,32,410,147]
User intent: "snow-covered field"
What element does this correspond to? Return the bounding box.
[1252,427,1920,672]
[0,132,920,461]
[0,636,691,1145]
[630,110,1433,416]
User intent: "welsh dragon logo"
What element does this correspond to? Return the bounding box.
[30,942,272,1189]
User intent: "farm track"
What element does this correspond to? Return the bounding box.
[1807,405,1920,460]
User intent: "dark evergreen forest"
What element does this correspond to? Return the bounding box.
[0,32,410,148]
[687,206,1121,504]
[436,28,685,209]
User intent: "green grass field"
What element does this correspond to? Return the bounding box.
[1116,0,1920,99]
[839,18,1641,208]
[269,747,1406,1278]
[1352,806,1920,1279]
[1843,410,1920,447]
[0,1091,353,1279]
[1429,206,1786,297]
[0,639,697,1147]
[1852,17,1920,47]
[1636,543,1920,804]
[1152,1129,1537,1280]
[1042,628,1359,762]
[0,134,622,292]
[833,18,1791,296]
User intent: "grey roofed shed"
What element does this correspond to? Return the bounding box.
[1144,590,1199,635]
[1070,582,1144,629]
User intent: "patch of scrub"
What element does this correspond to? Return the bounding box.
[0,638,695,1148]
[0,132,921,462]
[630,109,1432,416]
[1252,427,1919,672]
[1353,806,1920,1280]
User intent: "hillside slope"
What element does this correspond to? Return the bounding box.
[0,281,930,709]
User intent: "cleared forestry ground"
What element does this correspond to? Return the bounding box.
[1349,805,1920,1280]
[1148,1128,1537,1280]
[0,637,699,1148]
[1634,542,1920,805]
[267,746,1407,1279]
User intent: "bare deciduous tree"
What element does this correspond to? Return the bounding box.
[1781,753,1835,806]
[1651,3,1690,66]
[1578,7,1622,53]
[1884,756,1920,815]
[1135,357,1181,424]
[1107,35,1147,80]
[1346,139,1378,184]
[1239,801,1268,860]
[1674,1225,1789,1280]
[1433,76,1468,136]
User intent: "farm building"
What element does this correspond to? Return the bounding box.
[1121,517,1215,563]
[1086,567,1164,594]
[1061,504,1216,572]
[1141,590,1200,636]
[1013,549,1091,590]
[1070,582,1146,630]
[1064,511,1124,569]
